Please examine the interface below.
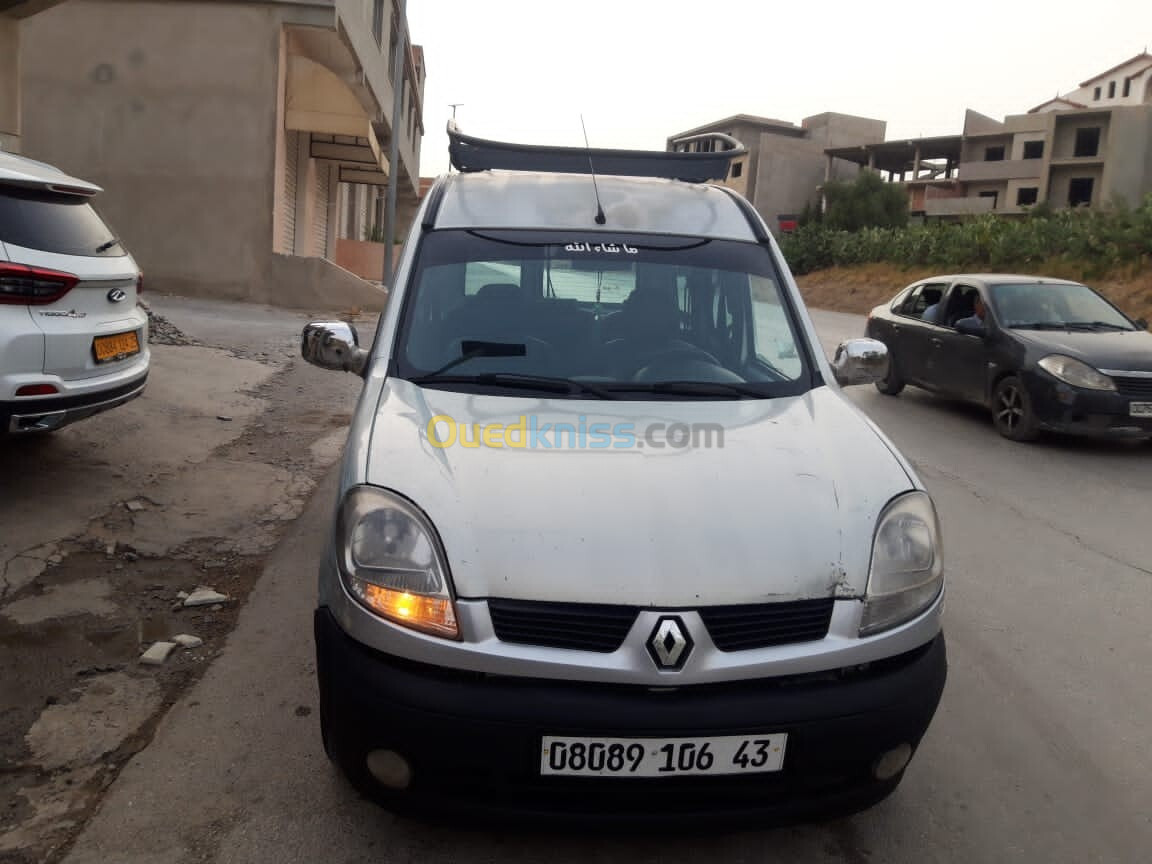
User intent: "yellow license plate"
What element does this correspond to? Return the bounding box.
[93,330,141,363]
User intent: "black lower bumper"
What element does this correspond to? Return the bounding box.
[315,608,947,825]
[1,374,147,434]
[1027,372,1152,438]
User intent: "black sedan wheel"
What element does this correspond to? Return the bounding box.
[875,350,905,396]
[992,376,1039,441]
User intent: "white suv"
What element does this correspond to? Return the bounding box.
[1,151,148,435]
[302,125,946,823]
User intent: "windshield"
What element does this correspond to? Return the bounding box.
[0,185,125,257]
[394,230,812,399]
[990,282,1134,331]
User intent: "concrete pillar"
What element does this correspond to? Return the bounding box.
[0,17,20,152]
[912,145,922,180]
[867,151,876,170]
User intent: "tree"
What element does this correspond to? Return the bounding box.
[797,199,822,227]
[822,171,908,232]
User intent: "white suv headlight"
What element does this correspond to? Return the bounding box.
[336,486,459,639]
[1037,354,1115,391]
[860,491,943,637]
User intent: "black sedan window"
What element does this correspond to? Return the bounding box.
[990,282,1135,331]
[897,283,947,321]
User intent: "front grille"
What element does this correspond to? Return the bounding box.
[698,598,835,651]
[1113,376,1152,398]
[488,597,837,654]
[488,599,638,652]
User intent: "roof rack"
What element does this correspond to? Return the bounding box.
[447,121,746,183]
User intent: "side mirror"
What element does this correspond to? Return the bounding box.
[1135,318,1149,330]
[831,338,889,387]
[955,318,987,338]
[301,321,369,375]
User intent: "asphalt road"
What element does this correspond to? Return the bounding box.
[55,308,1152,864]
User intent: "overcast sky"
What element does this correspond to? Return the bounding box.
[406,0,1152,177]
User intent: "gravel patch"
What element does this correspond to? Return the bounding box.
[139,301,197,346]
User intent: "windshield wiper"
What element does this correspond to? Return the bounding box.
[607,380,768,399]
[1011,321,1132,332]
[1063,321,1133,331]
[95,237,121,253]
[409,372,617,399]
[1009,322,1074,330]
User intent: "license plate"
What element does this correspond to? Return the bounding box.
[93,330,140,363]
[540,734,787,778]
[1131,402,1152,418]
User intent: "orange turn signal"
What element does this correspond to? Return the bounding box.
[356,583,459,639]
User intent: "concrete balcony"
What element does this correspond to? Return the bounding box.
[924,196,996,217]
[957,159,1042,182]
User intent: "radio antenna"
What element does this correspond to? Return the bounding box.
[580,114,607,225]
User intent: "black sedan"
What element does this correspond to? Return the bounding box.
[865,275,1152,441]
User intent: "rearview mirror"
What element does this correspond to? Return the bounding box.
[831,338,889,387]
[301,321,369,375]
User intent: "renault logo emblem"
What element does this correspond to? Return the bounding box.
[647,616,693,671]
[107,288,128,303]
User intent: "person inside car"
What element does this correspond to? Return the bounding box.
[954,295,987,333]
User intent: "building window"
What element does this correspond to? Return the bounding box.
[1074,127,1101,157]
[1022,140,1044,159]
[978,190,998,209]
[344,183,358,239]
[1108,81,1116,98]
[388,16,399,83]
[731,161,743,179]
[1123,78,1132,97]
[1016,187,1039,206]
[1068,177,1094,207]
[984,145,1005,161]
[1094,86,1101,100]
[371,0,384,45]
[372,190,384,236]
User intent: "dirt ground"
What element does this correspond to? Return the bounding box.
[795,263,1152,322]
[0,298,371,864]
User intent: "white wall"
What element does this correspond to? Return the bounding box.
[1064,57,1152,108]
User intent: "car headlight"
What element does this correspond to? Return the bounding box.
[336,486,459,639]
[1037,354,1115,391]
[860,491,943,637]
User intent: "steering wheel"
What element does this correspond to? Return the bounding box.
[633,345,726,380]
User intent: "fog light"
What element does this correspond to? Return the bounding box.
[15,384,58,396]
[873,743,913,780]
[365,749,412,789]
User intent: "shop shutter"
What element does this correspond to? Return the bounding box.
[282,131,299,254]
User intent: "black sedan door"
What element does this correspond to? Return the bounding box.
[880,282,950,386]
[932,284,993,403]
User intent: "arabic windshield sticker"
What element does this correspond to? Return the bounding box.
[561,242,638,255]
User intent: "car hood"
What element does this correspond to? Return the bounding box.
[362,381,914,607]
[1012,327,1152,371]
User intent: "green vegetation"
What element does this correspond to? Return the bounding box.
[781,195,1152,277]
[815,171,909,232]
[364,223,388,243]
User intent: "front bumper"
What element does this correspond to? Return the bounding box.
[2,373,147,434]
[315,608,947,825]
[1027,371,1152,438]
